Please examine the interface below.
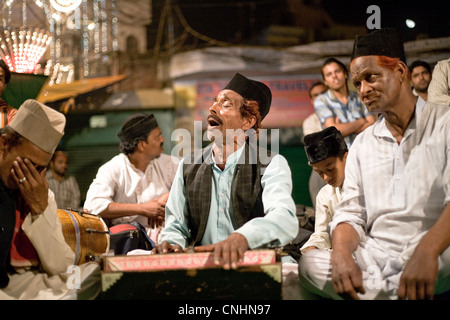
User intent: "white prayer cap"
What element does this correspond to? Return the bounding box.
[9,99,65,154]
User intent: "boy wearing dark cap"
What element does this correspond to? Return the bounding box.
[300,127,348,254]
[300,28,450,300]
[154,73,299,269]
[84,113,179,240]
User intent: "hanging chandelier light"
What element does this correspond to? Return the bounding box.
[49,0,82,13]
[0,28,52,74]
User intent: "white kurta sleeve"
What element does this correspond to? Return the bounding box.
[21,191,75,276]
[83,161,117,215]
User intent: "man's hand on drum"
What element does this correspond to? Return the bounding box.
[194,233,249,270]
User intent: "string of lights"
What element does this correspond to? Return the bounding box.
[0,0,121,83]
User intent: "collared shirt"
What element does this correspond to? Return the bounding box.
[84,153,179,228]
[160,145,298,249]
[330,97,450,259]
[300,184,342,253]
[314,90,373,148]
[46,171,81,210]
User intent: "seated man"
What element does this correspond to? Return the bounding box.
[84,113,179,242]
[153,73,299,269]
[0,100,98,299]
[299,28,450,300]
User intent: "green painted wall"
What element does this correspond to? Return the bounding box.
[279,146,312,207]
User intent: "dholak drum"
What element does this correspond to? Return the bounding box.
[57,209,110,265]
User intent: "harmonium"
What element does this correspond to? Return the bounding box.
[98,249,282,300]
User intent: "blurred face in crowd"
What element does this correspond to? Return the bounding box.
[322,62,348,91]
[309,83,328,102]
[50,151,69,177]
[410,65,431,93]
[311,153,347,188]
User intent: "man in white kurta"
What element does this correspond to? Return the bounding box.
[84,152,178,229]
[84,113,179,242]
[299,28,450,300]
[300,98,450,299]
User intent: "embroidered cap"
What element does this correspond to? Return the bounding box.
[223,73,272,120]
[9,99,65,154]
[351,27,406,63]
[304,127,348,164]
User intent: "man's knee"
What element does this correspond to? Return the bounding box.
[298,250,331,284]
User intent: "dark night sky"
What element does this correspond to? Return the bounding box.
[322,0,450,41]
[173,0,450,44]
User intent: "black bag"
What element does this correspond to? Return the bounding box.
[109,222,155,255]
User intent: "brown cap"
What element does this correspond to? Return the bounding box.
[9,99,65,154]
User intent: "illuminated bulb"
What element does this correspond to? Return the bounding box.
[406,19,416,29]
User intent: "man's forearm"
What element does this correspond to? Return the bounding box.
[416,202,450,257]
[100,202,143,219]
[331,222,360,253]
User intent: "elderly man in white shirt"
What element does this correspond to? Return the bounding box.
[299,28,450,300]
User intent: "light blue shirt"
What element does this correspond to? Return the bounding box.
[314,90,373,148]
[160,145,298,249]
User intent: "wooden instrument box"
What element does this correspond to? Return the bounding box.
[98,249,281,300]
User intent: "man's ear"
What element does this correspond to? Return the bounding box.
[396,61,409,83]
[242,116,256,131]
[136,139,146,152]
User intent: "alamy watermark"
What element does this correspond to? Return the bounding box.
[366,5,381,30]
[66,265,81,289]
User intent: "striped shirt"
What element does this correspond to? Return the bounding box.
[46,171,81,210]
[314,90,373,148]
